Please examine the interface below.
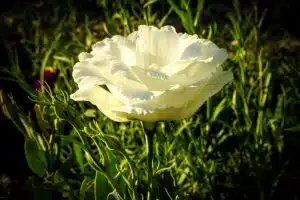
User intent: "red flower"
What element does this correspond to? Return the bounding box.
[34,67,59,91]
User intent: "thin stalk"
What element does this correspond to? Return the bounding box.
[141,122,156,200]
[146,130,154,200]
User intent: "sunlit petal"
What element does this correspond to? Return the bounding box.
[136,25,180,68]
[112,105,184,122]
[70,86,129,122]
[72,59,147,92]
[179,69,234,119]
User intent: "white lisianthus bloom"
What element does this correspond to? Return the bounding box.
[70,25,233,122]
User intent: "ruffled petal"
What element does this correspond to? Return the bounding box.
[178,33,226,60]
[166,52,227,86]
[72,59,147,91]
[130,65,174,91]
[111,35,136,66]
[70,86,130,122]
[179,69,233,119]
[131,54,227,91]
[122,84,200,109]
[88,36,136,67]
[127,31,138,43]
[112,105,184,122]
[160,44,228,77]
[161,60,215,86]
[112,69,233,122]
[106,84,161,104]
[136,25,180,68]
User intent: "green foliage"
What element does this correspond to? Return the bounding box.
[167,0,205,34]
[94,171,111,200]
[25,139,48,177]
[1,0,300,199]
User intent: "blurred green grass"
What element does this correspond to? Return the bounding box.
[0,0,300,199]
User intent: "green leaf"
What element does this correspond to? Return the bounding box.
[24,139,48,177]
[211,99,227,122]
[103,135,123,151]
[143,0,157,8]
[0,90,26,135]
[167,0,195,33]
[59,135,88,152]
[94,171,111,200]
[80,177,94,200]
[84,109,97,117]
[106,150,117,177]
[85,152,103,172]
[193,0,205,27]
[73,143,84,172]
[118,173,127,196]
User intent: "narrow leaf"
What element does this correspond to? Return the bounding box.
[94,171,111,200]
[24,139,48,177]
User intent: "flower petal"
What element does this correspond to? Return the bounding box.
[130,65,174,91]
[90,36,136,66]
[167,52,226,85]
[110,85,202,122]
[106,84,161,104]
[127,31,138,43]
[178,33,226,60]
[136,25,180,68]
[159,33,228,76]
[179,69,234,119]
[111,35,136,66]
[131,54,227,91]
[72,59,147,92]
[113,105,184,122]
[113,69,233,122]
[125,85,200,109]
[161,46,228,78]
[70,86,129,122]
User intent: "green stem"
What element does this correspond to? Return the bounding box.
[146,130,154,200]
[142,122,156,200]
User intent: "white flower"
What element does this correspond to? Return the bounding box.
[70,25,233,122]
